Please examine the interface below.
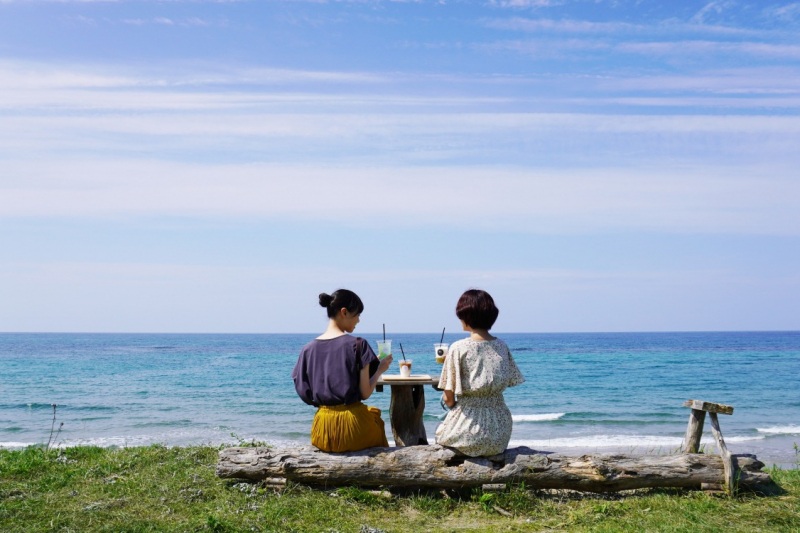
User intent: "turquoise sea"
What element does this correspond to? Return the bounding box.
[1,332,799,467]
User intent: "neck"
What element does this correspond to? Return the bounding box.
[318,319,347,339]
[469,329,495,341]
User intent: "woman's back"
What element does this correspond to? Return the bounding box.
[436,335,525,457]
[294,335,376,407]
[443,338,523,398]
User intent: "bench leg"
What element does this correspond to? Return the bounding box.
[683,409,706,454]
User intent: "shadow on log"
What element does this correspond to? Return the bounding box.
[216,445,775,494]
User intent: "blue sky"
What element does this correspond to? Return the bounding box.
[1,0,799,333]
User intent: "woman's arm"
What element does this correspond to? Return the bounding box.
[442,389,456,408]
[360,354,392,400]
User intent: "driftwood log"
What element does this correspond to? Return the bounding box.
[217,445,774,493]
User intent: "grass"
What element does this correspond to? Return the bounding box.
[1,445,799,532]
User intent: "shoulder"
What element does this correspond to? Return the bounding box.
[490,338,510,351]
[450,338,473,351]
[300,339,319,353]
[301,335,355,353]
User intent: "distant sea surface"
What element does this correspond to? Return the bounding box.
[2,332,799,468]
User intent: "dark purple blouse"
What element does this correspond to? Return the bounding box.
[292,335,379,407]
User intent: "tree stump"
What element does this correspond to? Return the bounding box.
[389,384,428,446]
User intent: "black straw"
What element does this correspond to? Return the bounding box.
[399,343,406,361]
[440,327,446,344]
[383,324,386,341]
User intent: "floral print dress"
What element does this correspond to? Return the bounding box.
[435,338,525,457]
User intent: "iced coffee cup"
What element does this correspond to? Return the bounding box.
[376,340,392,360]
[434,343,448,364]
[399,359,413,377]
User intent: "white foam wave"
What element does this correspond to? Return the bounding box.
[757,425,800,435]
[0,441,35,449]
[512,413,566,422]
[508,434,764,450]
[1,432,307,451]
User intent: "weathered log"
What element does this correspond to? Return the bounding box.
[708,412,735,494]
[683,400,734,415]
[216,445,774,493]
[682,409,706,453]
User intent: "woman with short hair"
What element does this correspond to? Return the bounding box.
[435,289,525,456]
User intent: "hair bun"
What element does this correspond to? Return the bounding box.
[319,293,334,308]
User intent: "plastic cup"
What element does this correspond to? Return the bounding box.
[399,359,413,377]
[434,343,448,364]
[377,340,392,360]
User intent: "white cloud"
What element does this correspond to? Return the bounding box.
[617,39,800,60]
[689,1,737,25]
[601,67,800,95]
[0,60,798,237]
[485,16,641,33]
[765,2,800,22]
[0,59,389,94]
[118,16,217,27]
[1,159,797,235]
[487,0,563,8]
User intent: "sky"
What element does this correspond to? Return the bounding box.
[0,0,799,334]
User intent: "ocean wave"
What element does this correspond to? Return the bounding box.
[508,434,765,450]
[57,436,162,448]
[8,403,55,410]
[512,413,566,422]
[0,441,35,449]
[10,403,118,413]
[131,419,195,428]
[757,425,800,435]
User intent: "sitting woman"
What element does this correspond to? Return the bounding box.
[292,289,393,452]
[435,289,525,457]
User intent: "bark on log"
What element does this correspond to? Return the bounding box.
[216,445,774,493]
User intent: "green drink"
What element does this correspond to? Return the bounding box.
[377,340,392,360]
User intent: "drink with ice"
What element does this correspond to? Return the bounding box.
[399,359,413,377]
[434,343,448,364]
[377,340,392,360]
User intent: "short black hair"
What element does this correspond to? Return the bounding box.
[319,289,364,318]
[455,289,499,330]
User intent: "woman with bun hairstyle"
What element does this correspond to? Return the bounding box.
[435,289,525,457]
[292,289,393,452]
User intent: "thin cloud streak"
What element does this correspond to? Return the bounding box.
[3,60,800,115]
[1,160,797,235]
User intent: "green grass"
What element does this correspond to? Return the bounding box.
[1,445,799,532]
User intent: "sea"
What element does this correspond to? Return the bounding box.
[1,332,799,468]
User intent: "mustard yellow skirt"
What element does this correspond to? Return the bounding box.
[311,403,389,453]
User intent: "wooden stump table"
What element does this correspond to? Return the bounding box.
[376,375,439,447]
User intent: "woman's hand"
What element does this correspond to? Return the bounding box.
[377,354,393,374]
[360,354,393,400]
